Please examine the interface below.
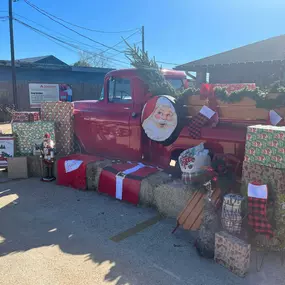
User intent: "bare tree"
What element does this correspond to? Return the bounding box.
[73,51,109,68]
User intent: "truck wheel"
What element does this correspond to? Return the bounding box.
[141,95,183,146]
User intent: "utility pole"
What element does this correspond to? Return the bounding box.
[9,0,18,109]
[142,25,145,53]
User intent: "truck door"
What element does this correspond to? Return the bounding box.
[99,76,141,160]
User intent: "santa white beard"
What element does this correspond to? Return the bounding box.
[142,116,176,142]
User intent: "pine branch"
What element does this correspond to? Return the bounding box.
[124,42,176,96]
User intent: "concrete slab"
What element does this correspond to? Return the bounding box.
[0,179,284,285]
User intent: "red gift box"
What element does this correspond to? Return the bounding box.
[12,112,40,122]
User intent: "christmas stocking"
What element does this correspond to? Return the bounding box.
[247,183,274,239]
[189,106,215,139]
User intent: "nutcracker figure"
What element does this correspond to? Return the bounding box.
[40,133,56,182]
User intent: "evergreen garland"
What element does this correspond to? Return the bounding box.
[214,87,285,109]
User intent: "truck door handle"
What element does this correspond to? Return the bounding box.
[131,112,137,118]
[124,107,130,110]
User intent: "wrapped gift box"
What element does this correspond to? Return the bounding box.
[12,112,40,122]
[41,102,74,155]
[245,125,285,168]
[41,102,73,122]
[242,161,285,194]
[275,193,285,239]
[215,231,251,277]
[54,122,74,156]
[12,121,55,156]
[242,161,285,243]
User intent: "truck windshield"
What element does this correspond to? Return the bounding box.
[166,78,184,91]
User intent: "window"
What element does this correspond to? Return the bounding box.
[206,72,210,83]
[166,78,184,91]
[108,77,132,103]
[99,86,104,101]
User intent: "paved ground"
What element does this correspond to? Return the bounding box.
[0,179,284,285]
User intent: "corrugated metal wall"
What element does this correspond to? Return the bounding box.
[0,66,106,120]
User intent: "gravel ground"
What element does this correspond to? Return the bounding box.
[0,178,284,285]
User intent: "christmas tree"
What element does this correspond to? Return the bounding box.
[125,42,176,96]
[125,42,197,101]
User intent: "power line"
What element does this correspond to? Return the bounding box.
[24,0,140,34]
[97,30,141,56]
[106,41,142,60]
[22,0,141,60]
[13,13,110,54]
[157,60,181,66]
[23,0,124,53]
[24,1,127,53]
[15,13,140,59]
[14,18,130,66]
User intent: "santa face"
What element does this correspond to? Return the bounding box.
[153,105,176,128]
[142,103,177,142]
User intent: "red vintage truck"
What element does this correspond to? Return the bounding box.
[73,68,249,169]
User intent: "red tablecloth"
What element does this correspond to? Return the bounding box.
[98,163,159,205]
[57,154,101,190]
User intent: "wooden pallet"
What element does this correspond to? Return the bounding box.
[172,188,221,233]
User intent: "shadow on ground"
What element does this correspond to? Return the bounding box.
[0,179,283,285]
[0,179,199,285]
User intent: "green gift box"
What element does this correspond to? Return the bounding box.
[12,121,55,156]
[245,125,285,169]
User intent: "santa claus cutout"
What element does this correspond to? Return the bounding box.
[141,96,178,142]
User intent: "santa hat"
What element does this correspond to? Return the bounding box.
[44,133,51,139]
[141,96,175,123]
[267,110,282,126]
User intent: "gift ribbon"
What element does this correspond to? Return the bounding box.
[115,163,146,200]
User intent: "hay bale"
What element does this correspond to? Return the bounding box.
[153,180,193,217]
[139,171,172,206]
[86,159,112,190]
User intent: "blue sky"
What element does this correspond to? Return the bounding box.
[0,0,285,69]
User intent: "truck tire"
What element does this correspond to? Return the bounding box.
[141,95,183,146]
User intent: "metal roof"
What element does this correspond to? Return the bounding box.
[175,35,285,71]
[17,55,68,66]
